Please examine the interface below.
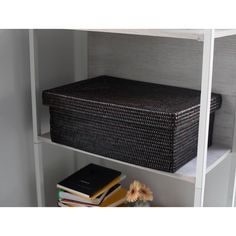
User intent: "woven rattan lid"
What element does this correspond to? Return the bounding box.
[43,75,221,113]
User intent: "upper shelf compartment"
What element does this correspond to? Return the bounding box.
[85,29,236,41]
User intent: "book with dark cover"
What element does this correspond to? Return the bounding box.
[57,164,121,198]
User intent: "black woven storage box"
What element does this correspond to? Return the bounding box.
[43,76,222,172]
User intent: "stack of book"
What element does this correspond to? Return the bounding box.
[57,164,127,207]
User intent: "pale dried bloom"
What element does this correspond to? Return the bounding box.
[126,180,141,203]
[138,183,153,202]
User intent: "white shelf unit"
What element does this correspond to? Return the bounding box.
[29,29,236,207]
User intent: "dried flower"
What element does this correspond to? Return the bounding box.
[139,183,153,202]
[126,180,141,202]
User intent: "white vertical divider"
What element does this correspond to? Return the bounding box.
[227,104,236,207]
[229,154,236,207]
[73,31,88,170]
[231,108,236,206]
[32,143,45,207]
[29,29,45,207]
[194,30,215,207]
[29,29,41,142]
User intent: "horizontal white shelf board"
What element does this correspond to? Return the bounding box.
[38,132,231,183]
[85,29,236,41]
[177,145,231,177]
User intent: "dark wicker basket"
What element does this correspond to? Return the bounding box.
[43,76,222,172]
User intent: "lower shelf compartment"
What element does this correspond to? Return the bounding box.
[38,132,231,183]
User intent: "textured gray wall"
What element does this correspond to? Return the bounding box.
[88,32,236,147]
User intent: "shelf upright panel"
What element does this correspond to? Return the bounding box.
[227,108,236,207]
[29,29,45,207]
[231,160,236,207]
[232,110,236,207]
[194,30,215,207]
[228,153,236,207]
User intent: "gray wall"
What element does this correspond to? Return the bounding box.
[0,30,36,206]
[0,30,75,207]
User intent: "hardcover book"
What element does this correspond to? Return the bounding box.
[57,164,122,199]
[59,187,127,207]
[58,184,121,206]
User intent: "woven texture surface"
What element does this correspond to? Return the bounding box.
[43,76,222,172]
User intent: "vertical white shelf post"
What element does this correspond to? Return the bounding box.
[231,115,236,207]
[230,155,236,207]
[227,109,236,207]
[29,29,45,207]
[194,30,215,207]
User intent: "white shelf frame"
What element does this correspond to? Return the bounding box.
[29,30,45,207]
[38,132,231,184]
[194,30,215,206]
[86,29,236,41]
[29,29,236,207]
